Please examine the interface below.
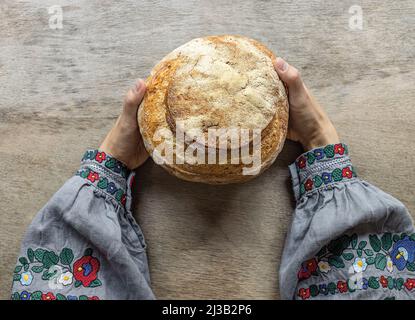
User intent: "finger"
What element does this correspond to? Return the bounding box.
[122,79,146,119]
[273,57,304,93]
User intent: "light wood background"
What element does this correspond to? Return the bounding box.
[0,0,414,299]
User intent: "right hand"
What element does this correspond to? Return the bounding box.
[273,57,340,151]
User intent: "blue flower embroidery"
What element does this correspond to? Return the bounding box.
[20,291,31,300]
[319,284,328,295]
[106,182,118,195]
[390,237,415,271]
[321,172,332,184]
[314,148,324,160]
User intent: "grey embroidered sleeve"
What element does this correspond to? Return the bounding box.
[279,143,415,300]
[11,150,155,300]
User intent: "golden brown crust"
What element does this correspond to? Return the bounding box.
[138,35,288,184]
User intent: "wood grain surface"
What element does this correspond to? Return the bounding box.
[0,0,414,299]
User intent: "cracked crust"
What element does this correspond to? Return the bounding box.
[138,35,288,184]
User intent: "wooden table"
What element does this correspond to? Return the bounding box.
[0,0,414,299]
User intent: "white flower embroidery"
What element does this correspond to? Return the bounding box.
[58,271,73,286]
[352,257,368,273]
[386,256,394,273]
[318,261,331,273]
[20,271,33,286]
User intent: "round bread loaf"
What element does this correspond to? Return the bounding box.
[138,35,288,184]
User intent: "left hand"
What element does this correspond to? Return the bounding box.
[99,79,149,169]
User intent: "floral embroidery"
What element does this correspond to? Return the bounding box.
[76,168,127,207]
[295,143,349,171]
[299,165,357,196]
[297,276,415,299]
[73,253,100,287]
[82,150,129,179]
[13,247,102,290]
[11,290,100,300]
[298,233,415,282]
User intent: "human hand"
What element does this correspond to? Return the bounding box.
[273,58,340,151]
[99,79,149,169]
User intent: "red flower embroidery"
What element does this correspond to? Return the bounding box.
[95,152,106,163]
[342,167,353,179]
[304,179,314,191]
[337,280,348,293]
[73,255,100,287]
[298,156,307,169]
[121,194,127,206]
[88,296,100,300]
[42,292,56,300]
[298,288,310,300]
[404,278,415,290]
[298,258,318,280]
[334,144,345,155]
[380,275,388,288]
[87,171,100,183]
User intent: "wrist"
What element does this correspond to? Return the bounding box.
[302,121,340,151]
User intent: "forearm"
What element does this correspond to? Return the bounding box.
[11,150,154,300]
[280,143,415,300]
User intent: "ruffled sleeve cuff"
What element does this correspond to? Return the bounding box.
[289,143,358,201]
[75,150,134,208]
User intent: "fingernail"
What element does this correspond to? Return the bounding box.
[276,57,288,72]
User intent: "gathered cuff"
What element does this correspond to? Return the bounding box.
[75,150,134,208]
[289,143,358,201]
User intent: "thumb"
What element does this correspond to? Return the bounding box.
[122,79,146,120]
[273,57,304,93]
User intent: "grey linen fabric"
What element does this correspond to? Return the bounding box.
[280,144,415,300]
[10,144,415,300]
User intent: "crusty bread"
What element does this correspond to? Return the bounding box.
[138,35,288,184]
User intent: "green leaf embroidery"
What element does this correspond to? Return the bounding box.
[79,295,88,300]
[27,248,35,263]
[12,292,20,300]
[327,235,350,256]
[358,241,367,249]
[89,279,102,288]
[368,277,380,289]
[328,256,345,268]
[74,280,82,288]
[34,248,45,262]
[374,253,387,270]
[357,249,362,258]
[56,293,67,300]
[60,248,74,265]
[31,291,42,300]
[406,262,415,271]
[342,252,354,261]
[23,264,29,271]
[31,265,44,273]
[316,246,327,258]
[381,233,392,251]
[42,251,59,269]
[366,257,375,265]
[369,235,382,252]
[364,249,374,256]
[401,233,408,240]
[14,265,22,273]
[19,257,28,265]
[387,276,394,290]
[393,234,400,242]
[410,233,415,241]
[327,282,336,294]
[310,285,319,297]
[84,248,93,256]
[395,278,404,290]
[351,234,358,249]
[13,274,21,281]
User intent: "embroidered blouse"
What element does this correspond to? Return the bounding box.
[10,144,415,300]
